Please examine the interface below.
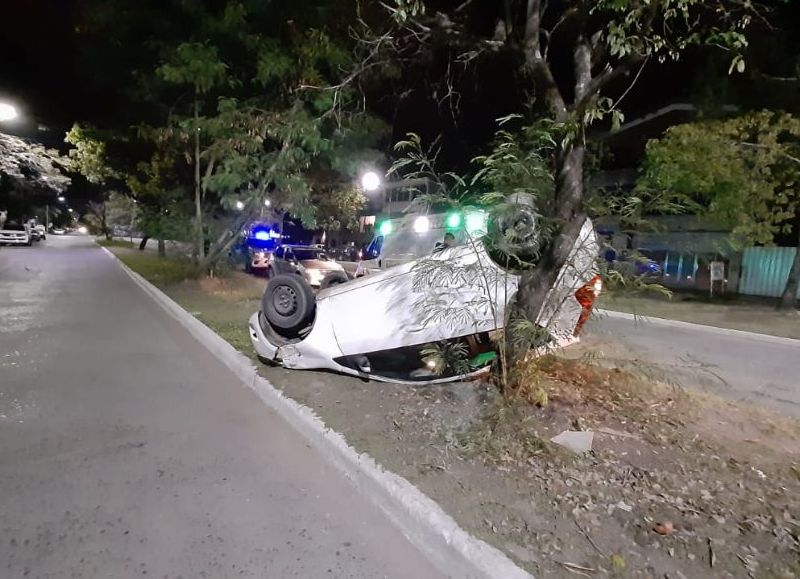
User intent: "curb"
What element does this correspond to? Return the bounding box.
[598,308,800,348]
[99,246,533,579]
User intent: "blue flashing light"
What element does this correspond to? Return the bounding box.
[254,230,270,241]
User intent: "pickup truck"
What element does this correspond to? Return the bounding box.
[0,223,32,246]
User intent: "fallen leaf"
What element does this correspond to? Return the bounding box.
[654,521,675,535]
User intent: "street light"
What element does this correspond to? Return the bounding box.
[264,198,271,207]
[0,102,19,122]
[57,196,66,202]
[67,208,74,213]
[235,200,245,211]
[360,171,381,192]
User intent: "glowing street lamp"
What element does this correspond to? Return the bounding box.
[0,102,19,122]
[264,198,271,207]
[58,196,66,202]
[360,171,381,192]
[235,200,245,211]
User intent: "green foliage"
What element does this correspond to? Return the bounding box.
[420,341,470,377]
[639,111,800,246]
[313,186,366,231]
[65,124,116,185]
[127,153,192,242]
[157,42,230,94]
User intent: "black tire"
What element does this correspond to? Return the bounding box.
[319,270,349,290]
[262,274,315,337]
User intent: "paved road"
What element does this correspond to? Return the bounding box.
[0,236,443,578]
[586,313,800,419]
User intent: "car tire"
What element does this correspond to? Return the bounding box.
[262,274,315,337]
[319,270,349,289]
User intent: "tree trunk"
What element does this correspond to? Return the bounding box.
[193,97,205,262]
[139,236,149,251]
[104,229,112,241]
[157,237,166,258]
[512,141,587,359]
[780,229,800,309]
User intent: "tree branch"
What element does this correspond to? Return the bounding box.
[524,0,567,120]
[576,55,643,113]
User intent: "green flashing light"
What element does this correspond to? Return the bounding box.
[378,221,392,236]
[446,212,462,229]
[465,211,488,234]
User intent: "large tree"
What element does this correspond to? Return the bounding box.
[639,111,800,309]
[73,0,386,269]
[0,131,70,219]
[352,0,756,348]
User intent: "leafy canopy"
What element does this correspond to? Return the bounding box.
[639,111,800,245]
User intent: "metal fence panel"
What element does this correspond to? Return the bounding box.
[739,247,799,298]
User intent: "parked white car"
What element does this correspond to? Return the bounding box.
[0,223,32,246]
[249,210,600,384]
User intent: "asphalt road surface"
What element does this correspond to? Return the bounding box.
[0,236,444,578]
[586,312,800,419]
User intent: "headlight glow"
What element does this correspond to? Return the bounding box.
[465,211,487,234]
[413,216,430,233]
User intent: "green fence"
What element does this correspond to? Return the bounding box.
[739,247,800,298]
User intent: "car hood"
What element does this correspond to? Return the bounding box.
[299,259,343,271]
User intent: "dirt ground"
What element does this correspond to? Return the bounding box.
[110,247,800,578]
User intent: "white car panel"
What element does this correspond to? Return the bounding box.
[251,218,599,383]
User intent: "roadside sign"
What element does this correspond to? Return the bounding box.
[709,261,725,297]
[710,261,725,281]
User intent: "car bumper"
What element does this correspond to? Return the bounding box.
[250,252,271,269]
[0,237,29,245]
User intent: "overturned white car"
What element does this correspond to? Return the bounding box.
[249,208,600,384]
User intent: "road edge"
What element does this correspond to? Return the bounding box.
[598,308,800,347]
[99,246,532,579]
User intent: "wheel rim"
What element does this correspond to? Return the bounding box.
[272,285,298,316]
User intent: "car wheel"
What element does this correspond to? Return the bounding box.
[319,270,349,289]
[262,274,315,337]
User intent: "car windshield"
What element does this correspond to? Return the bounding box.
[5,224,25,231]
[292,248,330,261]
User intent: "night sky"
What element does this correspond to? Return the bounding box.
[0,0,106,142]
[2,0,798,156]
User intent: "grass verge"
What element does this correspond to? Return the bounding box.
[601,293,800,339]
[96,238,135,249]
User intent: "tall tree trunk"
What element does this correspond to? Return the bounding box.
[780,229,800,309]
[157,237,166,258]
[193,97,205,262]
[513,141,587,358]
[139,236,149,251]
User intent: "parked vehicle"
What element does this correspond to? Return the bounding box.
[249,205,601,384]
[232,223,282,273]
[606,250,662,278]
[0,222,32,246]
[268,245,348,288]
